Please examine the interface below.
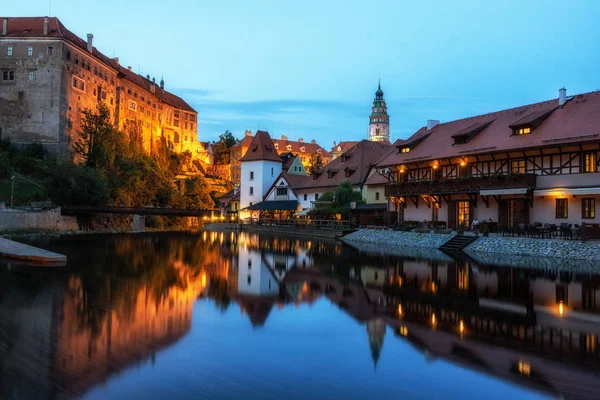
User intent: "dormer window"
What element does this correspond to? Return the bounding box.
[341,154,351,162]
[451,120,494,145]
[274,143,279,149]
[345,168,356,178]
[515,127,531,135]
[337,146,341,151]
[401,147,410,153]
[300,146,305,152]
[509,108,556,136]
[317,149,322,154]
[286,145,292,151]
[327,169,338,179]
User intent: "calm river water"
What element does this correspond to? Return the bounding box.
[1,231,599,400]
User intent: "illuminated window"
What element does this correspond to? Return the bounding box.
[511,160,525,174]
[401,147,410,153]
[7,46,13,56]
[27,46,33,56]
[584,152,597,173]
[582,198,595,219]
[555,198,568,219]
[458,200,470,228]
[128,101,137,111]
[515,127,531,135]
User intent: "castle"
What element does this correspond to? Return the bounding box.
[0,17,211,164]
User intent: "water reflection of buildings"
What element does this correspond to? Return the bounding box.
[1,260,208,399]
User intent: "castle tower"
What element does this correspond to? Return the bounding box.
[368,80,390,143]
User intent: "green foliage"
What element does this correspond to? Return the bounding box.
[308,153,325,175]
[74,102,118,169]
[333,181,364,211]
[45,158,109,206]
[212,130,236,165]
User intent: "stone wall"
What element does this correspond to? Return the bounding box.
[466,236,600,262]
[0,209,78,232]
[342,229,456,249]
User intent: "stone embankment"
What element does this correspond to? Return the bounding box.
[342,229,456,249]
[0,207,78,232]
[465,236,600,262]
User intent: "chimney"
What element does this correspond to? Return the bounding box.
[86,33,93,52]
[311,139,316,144]
[113,57,119,65]
[128,66,132,71]
[559,87,567,107]
[152,77,156,84]
[160,77,164,90]
[245,130,252,137]
[150,83,156,94]
[43,17,48,36]
[2,18,7,36]
[427,119,439,131]
[298,138,304,143]
[281,135,288,141]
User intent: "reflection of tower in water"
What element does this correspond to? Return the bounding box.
[367,319,386,368]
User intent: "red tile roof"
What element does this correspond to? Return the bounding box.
[117,66,195,113]
[2,17,195,113]
[377,91,600,167]
[231,135,254,149]
[298,140,391,190]
[239,130,282,162]
[332,141,360,154]
[272,138,331,158]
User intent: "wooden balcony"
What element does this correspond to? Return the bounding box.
[385,174,537,197]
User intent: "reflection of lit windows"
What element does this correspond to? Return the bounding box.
[458,266,468,290]
[518,361,531,376]
[583,334,597,354]
[582,288,596,310]
[399,326,408,336]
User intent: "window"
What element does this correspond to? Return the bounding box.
[174,119,179,127]
[17,91,24,100]
[249,187,254,195]
[2,70,15,81]
[583,152,597,173]
[46,46,54,56]
[555,198,568,219]
[27,46,33,56]
[375,192,380,201]
[72,76,85,91]
[250,171,254,180]
[66,50,71,60]
[515,127,531,135]
[276,187,288,197]
[274,143,279,149]
[129,101,137,111]
[315,193,319,200]
[511,160,525,174]
[458,200,471,228]
[247,275,251,285]
[582,198,595,219]
[27,71,35,81]
[174,110,180,118]
[286,145,292,151]
[376,128,380,134]
[127,89,132,95]
[300,146,305,153]
[271,167,274,177]
[401,147,410,153]
[7,46,13,56]
[304,194,307,201]
[140,106,145,113]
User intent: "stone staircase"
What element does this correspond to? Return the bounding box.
[439,234,479,252]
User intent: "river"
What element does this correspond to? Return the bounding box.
[1,231,599,399]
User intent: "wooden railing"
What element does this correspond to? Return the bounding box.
[386,174,537,197]
[242,218,353,230]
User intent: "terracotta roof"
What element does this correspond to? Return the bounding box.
[281,172,311,189]
[364,171,388,186]
[332,141,360,154]
[272,138,331,158]
[239,130,282,162]
[117,66,196,113]
[298,140,391,189]
[231,135,254,149]
[2,17,195,113]
[279,152,296,170]
[376,91,600,167]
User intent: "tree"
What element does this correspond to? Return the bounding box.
[212,130,236,165]
[184,176,215,209]
[45,158,109,206]
[308,153,324,175]
[333,181,363,211]
[74,103,117,169]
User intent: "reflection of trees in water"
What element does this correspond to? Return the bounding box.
[66,234,225,335]
[209,277,231,312]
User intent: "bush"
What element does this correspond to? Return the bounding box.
[46,160,109,206]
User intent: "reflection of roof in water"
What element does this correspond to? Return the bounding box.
[342,240,454,263]
[465,250,600,271]
[236,294,279,327]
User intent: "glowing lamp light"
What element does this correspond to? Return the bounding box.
[397,304,403,317]
[558,301,565,316]
[431,313,437,328]
[432,163,439,170]
[460,159,467,167]
[459,320,465,336]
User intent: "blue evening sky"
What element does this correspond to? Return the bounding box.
[5,0,600,146]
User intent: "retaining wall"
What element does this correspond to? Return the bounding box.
[0,209,78,232]
[342,229,456,249]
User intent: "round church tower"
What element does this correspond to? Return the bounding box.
[368,80,390,143]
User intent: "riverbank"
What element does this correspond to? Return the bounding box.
[342,229,600,266]
[203,223,348,240]
[0,237,66,264]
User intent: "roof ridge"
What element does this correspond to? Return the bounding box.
[431,90,600,129]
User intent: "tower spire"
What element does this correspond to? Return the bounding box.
[369,81,390,143]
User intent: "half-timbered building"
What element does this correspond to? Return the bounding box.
[377,88,600,229]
